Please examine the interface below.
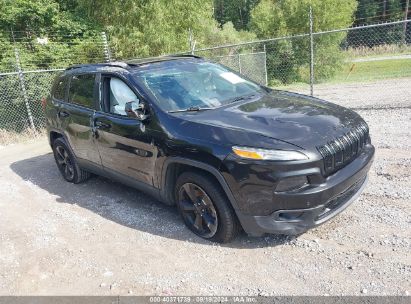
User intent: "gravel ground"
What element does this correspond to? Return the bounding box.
[290,77,411,110]
[0,81,410,296]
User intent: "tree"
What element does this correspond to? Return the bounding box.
[0,0,95,35]
[0,0,101,71]
[76,0,254,59]
[249,0,357,84]
[214,0,260,30]
[348,0,406,47]
[354,0,404,25]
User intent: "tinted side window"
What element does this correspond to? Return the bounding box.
[68,74,95,108]
[53,77,68,100]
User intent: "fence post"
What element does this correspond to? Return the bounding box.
[189,28,193,54]
[238,53,242,74]
[101,31,112,62]
[14,47,35,130]
[404,0,410,44]
[189,30,197,55]
[309,6,314,97]
[263,44,268,86]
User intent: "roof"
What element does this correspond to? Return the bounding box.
[65,55,202,72]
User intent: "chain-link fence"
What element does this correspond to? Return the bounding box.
[0,31,110,144]
[194,19,411,107]
[0,19,410,145]
[196,51,268,85]
[311,19,411,109]
[0,70,62,144]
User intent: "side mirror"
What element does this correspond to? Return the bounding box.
[125,101,149,121]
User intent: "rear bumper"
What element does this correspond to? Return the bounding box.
[237,175,368,236]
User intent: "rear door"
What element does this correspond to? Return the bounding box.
[93,74,157,186]
[60,73,101,166]
[47,75,69,131]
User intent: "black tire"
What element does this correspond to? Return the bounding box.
[52,137,91,184]
[175,171,240,243]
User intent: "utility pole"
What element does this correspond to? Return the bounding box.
[404,0,410,44]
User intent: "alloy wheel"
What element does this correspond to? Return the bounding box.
[178,183,218,238]
[55,145,75,180]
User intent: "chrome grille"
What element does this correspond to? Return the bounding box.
[317,122,370,175]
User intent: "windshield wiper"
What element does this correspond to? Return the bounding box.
[226,93,259,104]
[168,106,214,113]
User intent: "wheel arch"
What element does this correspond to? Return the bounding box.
[160,157,239,212]
[49,130,64,147]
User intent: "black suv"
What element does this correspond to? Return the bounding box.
[45,56,374,243]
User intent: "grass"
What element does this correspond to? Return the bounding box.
[0,128,46,146]
[271,47,411,90]
[329,59,411,83]
[346,44,411,58]
[273,57,411,90]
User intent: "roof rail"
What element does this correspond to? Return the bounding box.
[168,54,203,59]
[65,61,131,71]
[65,55,203,71]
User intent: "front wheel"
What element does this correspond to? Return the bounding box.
[175,172,240,243]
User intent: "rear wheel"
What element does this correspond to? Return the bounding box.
[175,172,240,243]
[52,137,91,183]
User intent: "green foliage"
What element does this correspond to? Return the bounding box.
[0,0,94,34]
[348,0,405,47]
[250,0,357,84]
[76,0,255,59]
[354,0,404,25]
[0,0,102,72]
[214,0,260,30]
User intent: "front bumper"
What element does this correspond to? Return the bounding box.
[223,144,374,236]
[237,174,368,236]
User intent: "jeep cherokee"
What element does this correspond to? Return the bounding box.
[45,55,374,243]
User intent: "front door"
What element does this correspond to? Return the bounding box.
[93,75,157,186]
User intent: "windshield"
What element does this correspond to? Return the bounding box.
[133,59,265,112]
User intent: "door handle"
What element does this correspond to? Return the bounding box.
[95,121,111,130]
[58,111,70,118]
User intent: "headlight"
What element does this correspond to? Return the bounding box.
[232,146,308,161]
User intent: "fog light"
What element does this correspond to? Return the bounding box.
[277,211,304,221]
[275,176,308,192]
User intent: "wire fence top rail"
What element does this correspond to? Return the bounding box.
[0,68,65,76]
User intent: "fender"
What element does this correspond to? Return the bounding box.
[160,157,240,212]
[48,128,65,147]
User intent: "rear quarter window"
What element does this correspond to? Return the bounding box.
[68,74,95,108]
[53,77,68,101]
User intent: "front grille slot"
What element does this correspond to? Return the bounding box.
[317,122,369,175]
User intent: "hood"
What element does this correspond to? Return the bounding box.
[172,90,366,151]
